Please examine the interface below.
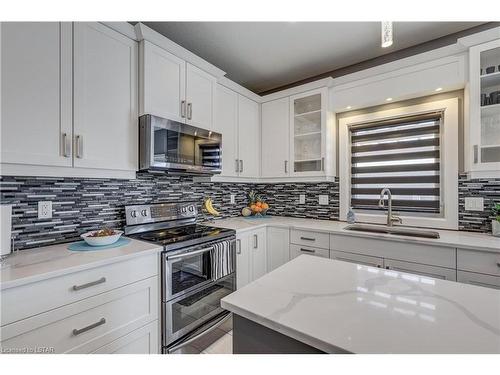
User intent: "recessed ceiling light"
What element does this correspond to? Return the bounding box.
[381,22,393,48]
[435,87,443,92]
[346,106,352,110]
[386,97,393,102]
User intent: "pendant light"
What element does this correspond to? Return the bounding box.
[381,21,393,48]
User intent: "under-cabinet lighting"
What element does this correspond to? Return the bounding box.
[346,106,352,110]
[435,87,443,92]
[381,22,393,48]
[386,97,393,102]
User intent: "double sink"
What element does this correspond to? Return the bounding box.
[344,224,440,239]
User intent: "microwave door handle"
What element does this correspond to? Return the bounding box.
[167,246,214,260]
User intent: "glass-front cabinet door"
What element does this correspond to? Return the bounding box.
[289,88,327,176]
[469,39,500,174]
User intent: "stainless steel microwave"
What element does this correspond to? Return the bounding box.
[139,114,222,174]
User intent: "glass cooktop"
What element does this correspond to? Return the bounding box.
[133,224,233,247]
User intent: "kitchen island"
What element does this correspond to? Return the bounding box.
[221,255,500,354]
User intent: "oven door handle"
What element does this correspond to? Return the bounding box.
[167,246,214,261]
[166,312,231,353]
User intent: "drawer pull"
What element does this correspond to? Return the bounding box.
[72,318,106,336]
[300,237,316,241]
[300,248,315,253]
[72,277,106,291]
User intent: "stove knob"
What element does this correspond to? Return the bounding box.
[130,210,138,218]
[141,209,148,217]
[188,206,194,212]
[181,207,187,214]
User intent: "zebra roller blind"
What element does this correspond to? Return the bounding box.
[350,111,442,214]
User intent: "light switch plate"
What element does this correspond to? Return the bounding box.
[299,194,306,204]
[318,195,329,205]
[230,194,236,204]
[38,201,52,219]
[464,197,484,211]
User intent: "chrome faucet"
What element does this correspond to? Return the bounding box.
[378,188,402,227]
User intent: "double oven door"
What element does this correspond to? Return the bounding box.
[162,237,235,348]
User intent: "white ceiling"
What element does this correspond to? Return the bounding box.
[143,22,484,93]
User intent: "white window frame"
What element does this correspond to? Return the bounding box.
[339,98,459,230]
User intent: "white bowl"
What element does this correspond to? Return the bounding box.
[81,230,123,247]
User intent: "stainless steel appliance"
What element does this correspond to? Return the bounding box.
[139,114,222,174]
[124,202,235,354]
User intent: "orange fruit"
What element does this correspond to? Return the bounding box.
[256,201,262,207]
[262,203,269,210]
[250,204,257,211]
[255,207,262,213]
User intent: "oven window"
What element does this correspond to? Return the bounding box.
[170,277,234,335]
[171,250,211,296]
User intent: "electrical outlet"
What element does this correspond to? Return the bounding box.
[299,194,306,204]
[230,194,236,204]
[464,197,484,211]
[318,195,329,205]
[38,201,52,219]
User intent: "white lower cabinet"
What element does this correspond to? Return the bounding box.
[457,271,500,290]
[383,259,457,281]
[330,249,383,268]
[0,254,160,354]
[92,320,159,354]
[236,228,267,289]
[290,244,329,259]
[266,227,290,272]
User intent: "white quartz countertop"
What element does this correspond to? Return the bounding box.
[206,216,500,253]
[0,237,162,290]
[221,255,500,354]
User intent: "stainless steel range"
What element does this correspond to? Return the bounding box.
[124,202,235,354]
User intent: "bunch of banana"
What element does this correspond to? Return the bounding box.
[204,197,220,216]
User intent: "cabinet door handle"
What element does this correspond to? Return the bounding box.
[236,239,241,254]
[72,318,106,336]
[253,234,258,249]
[75,135,83,158]
[300,236,315,241]
[239,159,243,173]
[72,277,106,291]
[235,159,239,173]
[473,145,478,164]
[321,157,325,171]
[62,133,70,157]
[187,103,193,120]
[180,100,186,118]
[284,160,288,174]
[300,248,315,253]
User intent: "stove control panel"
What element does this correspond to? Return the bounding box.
[125,202,197,226]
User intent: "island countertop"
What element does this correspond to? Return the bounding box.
[221,255,500,354]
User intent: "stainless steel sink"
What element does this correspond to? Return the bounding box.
[344,224,440,239]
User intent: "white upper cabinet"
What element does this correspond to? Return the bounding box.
[186,63,216,130]
[468,38,500,175]
[237,95,260,178]
[139,40,186,123]
[73,22,138,172]
[1,22,72,167]
[290,88,327,176]
[261,97,290,177]
[139,41,216,131]
[215,84,239,177]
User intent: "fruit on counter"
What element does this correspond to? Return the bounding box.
[204,197,220,216]
[246,190,269,215]
[241,207,252,217]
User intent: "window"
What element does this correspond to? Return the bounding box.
[339,98,458,230]
[350,112,442,215]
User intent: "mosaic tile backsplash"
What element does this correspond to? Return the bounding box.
[458,174,500,233]
[0,173,339,250]
[1,172,498,250]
